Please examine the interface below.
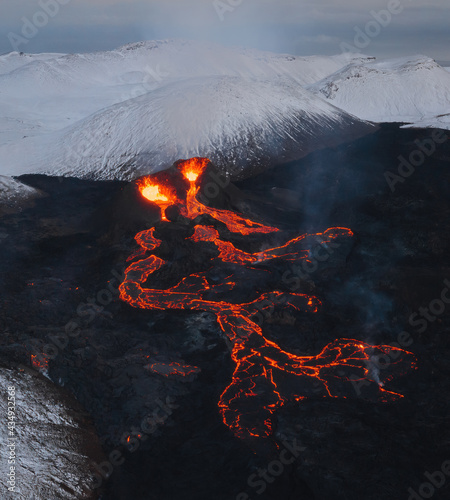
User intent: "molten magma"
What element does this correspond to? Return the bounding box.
[188,225,352,265]
[137,177,178,221]
[141,185,168,203]
[138,158,278,234]
[179,157,207,182]
[122,158,417,440]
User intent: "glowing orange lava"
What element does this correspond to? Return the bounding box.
[179,157,207,182]
[31,353,49,373]
[137,177,179,221]
[137,158,278,234]
[141,185,168,203]
[121,157,417,441]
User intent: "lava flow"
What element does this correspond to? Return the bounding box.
[120,157,417,441]
[139,157,278,234]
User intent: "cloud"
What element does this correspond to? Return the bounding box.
[298,35,341,44]
[0,0,449,59]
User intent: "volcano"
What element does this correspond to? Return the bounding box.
[1,125,450,499]
[119,157,416,441]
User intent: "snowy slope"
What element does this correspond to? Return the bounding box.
[0,40,376,180]
[0,40,369,139]
[309,56,450,128]
[0,40,369,92]
[0,175,43,213]
[1,75,375,179]
[0,51,65,75]
[0,366,103,499]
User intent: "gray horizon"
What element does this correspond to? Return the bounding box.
[0,0,449,61]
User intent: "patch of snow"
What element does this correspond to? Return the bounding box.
[0,176,43,213]
[0,366,103,499]
[309,55,450,130]
[0,51,65,76]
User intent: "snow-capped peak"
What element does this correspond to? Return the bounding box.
[0,40,376,180]
[309,55,450,127]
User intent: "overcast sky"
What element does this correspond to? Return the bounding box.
[1,0,449,61]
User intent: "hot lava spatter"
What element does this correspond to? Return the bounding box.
[120,158,417,441]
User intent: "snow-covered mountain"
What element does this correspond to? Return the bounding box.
[27,76,375,179]
[309,55,450,129]
[0,40,375,180]
[0,40,369,136]
[2,41,449,182]
[0,40,368,90]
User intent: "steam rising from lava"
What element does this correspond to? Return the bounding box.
[119,158,416,441]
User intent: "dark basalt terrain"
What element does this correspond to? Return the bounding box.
[1,123,450,500]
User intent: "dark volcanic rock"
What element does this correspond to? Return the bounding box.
[0,362,105,499]
[0,124,449,499]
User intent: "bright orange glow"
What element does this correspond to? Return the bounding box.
[137,177,181,221]
[181,158,278,235]
[141,185,169,203]
[122,157,417,441]
[179,157,209,183]
[184,171,199,182]
[138,158,278,234]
